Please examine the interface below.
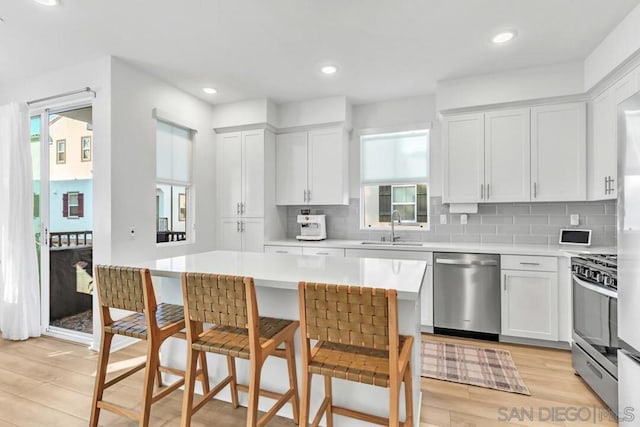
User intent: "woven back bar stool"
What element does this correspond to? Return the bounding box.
[90,265,210,427]
[180,273,300,427]
[298,282,414,427]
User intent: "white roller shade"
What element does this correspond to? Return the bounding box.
[361,130,429,184]
[156,121,192,183]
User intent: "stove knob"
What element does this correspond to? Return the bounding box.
[581,267,591,277]
[591,271,602,281]
[603,275,611,286]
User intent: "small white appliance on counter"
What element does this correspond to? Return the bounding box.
[296,214,327,241]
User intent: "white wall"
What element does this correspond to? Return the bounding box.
[277,96,351,129]
[211,98,275,129]
[109,58,216,264]
[585,3,640,91]
[350,95,441,197]
[436,61,584,111]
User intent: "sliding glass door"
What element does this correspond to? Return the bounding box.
[31,104,94,342]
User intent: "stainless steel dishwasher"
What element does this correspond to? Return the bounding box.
[433,252,501,339]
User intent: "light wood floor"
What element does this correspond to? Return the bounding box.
[0,334,615,426]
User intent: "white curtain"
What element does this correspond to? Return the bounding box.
[0,102,41,340]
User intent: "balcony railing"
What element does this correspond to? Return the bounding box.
[49,230,93,248]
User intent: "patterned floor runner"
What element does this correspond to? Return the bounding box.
[421,340,530,395]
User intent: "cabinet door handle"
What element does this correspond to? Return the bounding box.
[604,177,609,195]
[487,183,490,199]
[275,250,288,254]
[303,190,307,203]
[480,184,484,200]
[308,190,311,202]
[520,262,541,266]
[241,221,245,232]
[241,203,245,214]
[236,203,240,215]
[533,182,537,198]
[316,252,329,255]
[236,221,240,232]
[503,274,507,291]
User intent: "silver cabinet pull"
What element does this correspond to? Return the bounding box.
[303,190,307,203]
[610,177,615,194]
[533,182,537,198]
[236,203,240,215]
[241,221,245,232]
[316,252,329,255]
[241,203,245,214]
[504,274,507,291]
[520,262,541,266]
[480,184,484,200]
[275,250,288,254]
[435,258,498,267]
[487,183,490,199]
[236,221,240,232]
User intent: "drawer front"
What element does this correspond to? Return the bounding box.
[345,249,432,264]
[264,245,303,255]
[501,255,557,272]
[302,247,345,257]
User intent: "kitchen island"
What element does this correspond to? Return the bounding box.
[131,250,426,427]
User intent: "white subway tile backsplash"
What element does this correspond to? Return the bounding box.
[284,196,616,247]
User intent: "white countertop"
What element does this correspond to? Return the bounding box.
[131,250,427,299]
[265,239,617,257]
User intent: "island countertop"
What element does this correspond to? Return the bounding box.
[131,250,427,299]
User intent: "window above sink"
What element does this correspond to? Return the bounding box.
[359,129,430,230]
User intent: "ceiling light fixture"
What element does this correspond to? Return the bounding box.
[202,87,217,95]
[33,0,60,6]
[491,31,516,44]
[321,65,338,75]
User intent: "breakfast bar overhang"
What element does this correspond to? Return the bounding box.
[131,250,427,426]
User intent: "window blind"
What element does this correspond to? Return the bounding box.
[361,130,429,184]
[156,121,191,183]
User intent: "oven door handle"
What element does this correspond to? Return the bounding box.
[573,274,618,299]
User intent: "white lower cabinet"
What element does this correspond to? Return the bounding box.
[219,218,264,253]
[264,245,303,255]
[501,264,559,341]
[302,247,345,257]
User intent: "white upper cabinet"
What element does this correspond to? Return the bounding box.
[276,132,308,205]
[276,127,349,205]
[216,130,266,218]
[307,128,349,205]
[443,109,530,203]
[443,113,485,203]
[531,102,587,202]
[589,69,639,201]
[484,109,531,202]
[242,130,265,217]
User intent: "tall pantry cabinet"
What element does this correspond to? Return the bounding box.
[215,128,282,252]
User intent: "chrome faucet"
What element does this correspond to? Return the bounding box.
[390,209,402,242]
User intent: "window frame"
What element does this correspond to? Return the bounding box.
[80,135,91,162]
[155,120,194,246]
[359,127,430,231]
[56,139,66,164]
[391,184,418,223]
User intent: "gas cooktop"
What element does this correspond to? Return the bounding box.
[572,254,617,290]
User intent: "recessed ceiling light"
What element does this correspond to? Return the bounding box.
[34,0,59,6]
[321,65,338,75]
[491,31,516,44]
[202,87,217,95]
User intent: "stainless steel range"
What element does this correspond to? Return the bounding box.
[571,254,618,411]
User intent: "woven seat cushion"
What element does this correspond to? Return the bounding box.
[104,303,185,339]
[308,336,409,388]
[192,317,294,359]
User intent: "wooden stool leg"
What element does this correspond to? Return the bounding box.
[140,340,159,427]
[404,361,414,427]
[199,352,210,394]
[155,365,163,388]
[180,347,200,427]
[227,356,239,408]
[89,332,113,427]
[300,372,312,427]
[323,376,334,427]
[285,338,300,425]
[389,375,400,427]
[246,360,262,427]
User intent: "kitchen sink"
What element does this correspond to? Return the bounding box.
[360,241,424,247]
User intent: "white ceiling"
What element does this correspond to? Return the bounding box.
[0,0,638,105]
